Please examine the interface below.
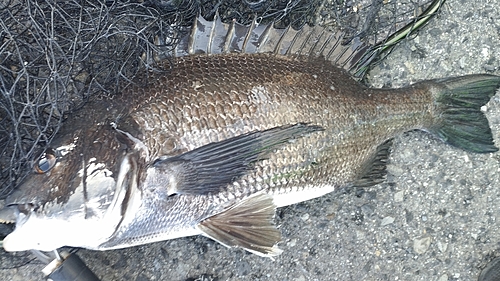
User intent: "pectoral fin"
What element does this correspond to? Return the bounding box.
[198,193,282,257]
[153,123,323,196]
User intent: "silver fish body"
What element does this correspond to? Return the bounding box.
[2,11,499,257]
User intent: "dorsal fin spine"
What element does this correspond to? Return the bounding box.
[256,23,272,53]
[308,28,327,58]
[324,31,343,62]
[187,17,198,55]
[314,29,329,57]
[224,19,236,53]
[241,18,256,53]
[274,25,292,55]
[327,35,350,66]
[207,13,218,54]
[294,27,311,56]
[347,43,369,68]
[341,38,367,68]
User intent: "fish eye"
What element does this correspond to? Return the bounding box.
[17,203,36,215]
[34,149,57,174]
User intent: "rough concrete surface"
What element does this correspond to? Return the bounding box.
[2,0,500,280]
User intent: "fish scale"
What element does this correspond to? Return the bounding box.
[131,54,431,159]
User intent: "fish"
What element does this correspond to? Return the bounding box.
[1,0,499,258]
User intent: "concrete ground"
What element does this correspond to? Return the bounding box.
[1,0,500,280]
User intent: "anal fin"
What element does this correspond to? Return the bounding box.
[353,140,392,187]
[198,193,282,257]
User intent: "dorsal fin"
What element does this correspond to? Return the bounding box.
[174,0,445,79]
[174,13,369,75]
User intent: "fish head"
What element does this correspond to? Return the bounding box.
[1,102,134,252]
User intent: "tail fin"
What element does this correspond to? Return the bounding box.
[430,75,500,153]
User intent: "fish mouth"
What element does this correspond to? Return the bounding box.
[0,206,16,250]
[0,206,32,252]
[0,206,120,252]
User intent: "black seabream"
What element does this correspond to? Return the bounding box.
[1,1,500,257]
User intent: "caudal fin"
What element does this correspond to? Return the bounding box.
[430,74,500,153]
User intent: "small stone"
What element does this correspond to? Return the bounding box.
[381,216,395,226]
[484,64,496,72]
[394,191,404,202]
[404,61,415,74]
[437,273,448,281]
[413,236,432,254]
[295,275,306,281]
[440,60,452,72]
[437,241,448,253]
[459,57,466,69]
[482,47,490,58]
[326,213,335,220]
[300,213,310,221]
[387,164,404,176]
